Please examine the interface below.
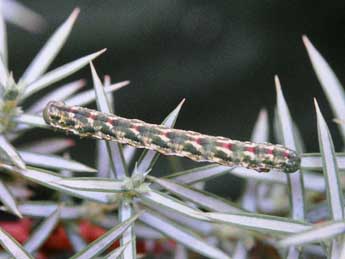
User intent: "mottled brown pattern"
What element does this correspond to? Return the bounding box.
[43,101,300,173]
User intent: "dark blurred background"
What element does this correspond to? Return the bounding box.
[8,0,345,198]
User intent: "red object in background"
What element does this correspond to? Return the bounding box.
[43,225,72,251]
[0,218,32,244]
[43,220,125,252]
[36,251,48,259]
[44,220,110,251]
[0,218,178,256]
[79,220,121,250]
[44,220,150,254]
[79,220,148,253]
[145,239,176,255]
[79,220,107,243]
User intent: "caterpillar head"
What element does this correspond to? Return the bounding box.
[282,150,301,173]
[43,101,66,127]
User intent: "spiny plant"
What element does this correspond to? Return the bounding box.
[0,2,344,259]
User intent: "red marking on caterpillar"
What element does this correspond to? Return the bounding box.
[246,146,255,153]
[89,113,97,120]
[132,125,140,131]
[195,138,202,145]
[222,143,232,149]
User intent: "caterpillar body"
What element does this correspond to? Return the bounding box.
[43,101,300,173]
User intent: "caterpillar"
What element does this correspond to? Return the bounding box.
[43,101,300,173]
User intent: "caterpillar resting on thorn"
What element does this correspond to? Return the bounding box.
[43,101,300,173]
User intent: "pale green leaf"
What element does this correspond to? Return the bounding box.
[0,181,21,218]
[64,80,129,107]
[315,99,344,220]
[21,8,80,84]
[3,0,45,33]
[14,114,47,128]
[23,49,106,98]
[140,210,230,259]
[0,135,25,169]
[19,138,74,154]
[339,237,345,259]
[140,190,208,221]
[0,227,33,259]
[15,201,81,219]
[97,140,111,178]
[24,208,60,253]
[168,165,234,185]
[233,166,324,192]
[18,151,96,172]
[0,56,7,86]
[304,36,345,142]
[71,211,142,259]
[275,76,305,223]
[65,222,86,252]
[279,221,345,247]
[123,145,137,165]
[146,202,213,235]
[149,176,242,213]
[118,202,136,259]
[275,76,299,150]
[179,165,323,192]
[301,153,345,171]
[26,79,85,114]
[0,163,113,203]
[90,63,112,113]
[55,177,128,192]
[104,243,128,259]
[232,242,247,259]
[251,108,268,143]
[0,1,7,67]
[204,211,310,234]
